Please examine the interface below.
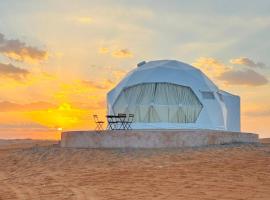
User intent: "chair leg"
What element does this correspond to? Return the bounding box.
[95,123,103,131]
[114,123,118,130]
[123,122,128,130]
[126,123,132,130]
[99,123,103,130]
[108,122,114,130]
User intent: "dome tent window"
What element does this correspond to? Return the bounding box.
[201,91,215,99]
[113,83,203,123]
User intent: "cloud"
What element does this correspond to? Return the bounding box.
[71,100,106,110]
[230,57,266,68]
[217,69,268,86]
[0,101,57,112]
[97,46,133,58]
[0,62,29,80]
[193,57,268,86]
[192,57,229,77]
[111,49,133,58]
[98,47,109,54]
[0,33,48,63]
[81,79,113,90]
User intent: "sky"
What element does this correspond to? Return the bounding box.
[0,0,270,139]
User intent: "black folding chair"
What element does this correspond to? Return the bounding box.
[126,114,134,130]
[93,115,104,131]
[106,115,118,130]
[118,113,127,130]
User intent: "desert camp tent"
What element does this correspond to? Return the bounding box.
[107,60,240,131]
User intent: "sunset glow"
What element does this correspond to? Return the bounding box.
[0,1,270,139]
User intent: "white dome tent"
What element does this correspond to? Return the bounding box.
[107,60,240,131]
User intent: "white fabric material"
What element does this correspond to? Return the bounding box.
[107,60,240,131]
[113,83,202,123]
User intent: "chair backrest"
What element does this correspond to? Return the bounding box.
[106,115,112,123]
[106,115,114,123]
[118,113,126,117]
[93,115,99,123]
[128,114,134,122]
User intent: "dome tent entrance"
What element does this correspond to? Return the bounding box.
[107,60,240,131]
[113,82,203,123]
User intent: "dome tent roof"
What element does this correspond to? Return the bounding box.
[108,60,218,102]
[107,60,240,131]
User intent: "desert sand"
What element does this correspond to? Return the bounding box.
[0,139,270,200]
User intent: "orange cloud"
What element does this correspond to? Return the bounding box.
[193,57,229,77]
[97,46,133,58]
[98,47,109,54]
[230,57,266,68]
[193,57,268,86]
[0,62,29,80]
[0,101,57,112]
[111,49,133,58]
[82,79,114,90]
[218,69,268,86]
[0,33,48,64]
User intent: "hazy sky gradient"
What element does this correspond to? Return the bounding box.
[0,0,270,139]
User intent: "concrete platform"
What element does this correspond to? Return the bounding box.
[61,130,259,148]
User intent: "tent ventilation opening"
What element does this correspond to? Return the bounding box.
[201,91,215,100]
[137,61,146,67]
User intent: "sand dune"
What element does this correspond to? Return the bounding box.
[0,139,270,200]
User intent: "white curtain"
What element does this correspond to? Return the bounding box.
[113,83,202,123]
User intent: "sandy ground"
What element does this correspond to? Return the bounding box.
[0,139,270,200]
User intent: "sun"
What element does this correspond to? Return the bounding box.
[27,103,89,130]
